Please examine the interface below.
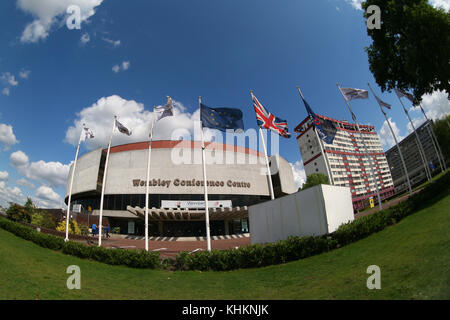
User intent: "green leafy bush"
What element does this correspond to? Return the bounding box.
[0,217,64,250]
[31,210,57,229]
[173,171,450,271]
[6,203,32,223]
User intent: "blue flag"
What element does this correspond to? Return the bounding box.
[200,104,244,132]
[301,97,337,144]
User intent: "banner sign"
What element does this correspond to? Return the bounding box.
[161,200,232,209]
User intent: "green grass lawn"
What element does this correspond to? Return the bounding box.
[1,190,449,300]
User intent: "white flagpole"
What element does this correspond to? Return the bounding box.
[259,127,275,200]
[395,95,432,181]
[65,125,85,241]
[296,86,335,186]
[145,106,156,252]
[368,84,412,196]
[417,103,446,172]
[337,83,382,211]
[98,116,116,247]
[199,96,212,252]
[250,90,275,200]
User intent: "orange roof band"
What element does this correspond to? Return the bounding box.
[105,140,265,158]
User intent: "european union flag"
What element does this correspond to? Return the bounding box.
[200,104,244,132]
[301,96,337,144]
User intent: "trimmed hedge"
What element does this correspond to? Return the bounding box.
[0,217,160,269]
[173,171,450,271]
[1,171,449,271]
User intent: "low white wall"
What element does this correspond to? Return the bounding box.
[249,184,354,244]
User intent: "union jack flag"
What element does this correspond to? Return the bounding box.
[251,92,291,138]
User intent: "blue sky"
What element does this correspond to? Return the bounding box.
[0,0,449,208]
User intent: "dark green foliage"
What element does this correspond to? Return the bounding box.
[31,210,57,229]
[362,0,450,100]
[433,115,450,162]
[6,203,32,223]
[1,171,449,272]
[300,173,330,191]
[0,217,64,250]
[173,171,450,271]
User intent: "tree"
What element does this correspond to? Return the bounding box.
[300,173,330,191]
[362,0,450,102]
[433,114,450,162]
[24,197,35,216]
[6,203,32,223]
[31,210,57,229]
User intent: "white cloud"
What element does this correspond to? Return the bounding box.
[112,61,130,73]
[406,117,426,135]
[112,64,120,73]
[0,181,26,207]
[10,150,29,167]
[429,0,450,11]
[344,0,363,10]
[379,117,404,150]
[0,124,19,150]
[65,95,203,150]
[10,150,70,187]
[122,61,130,71]
[17,0,104,43]
[1,70,30,95]
[36,185,62,203]
[102,37,121,47]
[16,178,35,189]
[0,171,9,181]
[412,90,450,121]
[1,72,19,86]
[290,161,306,189]
[80,32,90,44]
[343,0,449,11]
[19,69,31,79]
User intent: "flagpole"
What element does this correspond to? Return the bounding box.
[368,84,412,196]
[395,94,432,181]
[417,103,446,172]
[98,116,116,247]
[199,97,212,252]
[250,90,275,200]
[296,86,335,186]
[145,107,156,252]
[337,83,382,211]
[65,125,85,241]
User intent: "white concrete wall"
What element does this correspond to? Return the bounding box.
[249,184,354,244]
[65,148,102,196]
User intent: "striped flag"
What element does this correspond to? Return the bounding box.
[116,119,132,136]
[374,94,391,110]
[155,96,174,121]
[394,88,415,104]
[339,87,369,101]
[251,92,291,138]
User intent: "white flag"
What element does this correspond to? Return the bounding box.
[394,88,415,104]
[116,119,132,136]
[83,126,94,140]
[339,87,369,101]
[154,96,174,121]
[374,94,391,110]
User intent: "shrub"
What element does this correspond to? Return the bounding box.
[0,217,64,250]
[56,220,81,235]
[6,203,32,223]
[31,210,57,230]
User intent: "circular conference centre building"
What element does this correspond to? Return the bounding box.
[65,140,297,237]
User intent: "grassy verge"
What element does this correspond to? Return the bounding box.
[0,189,448,299]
